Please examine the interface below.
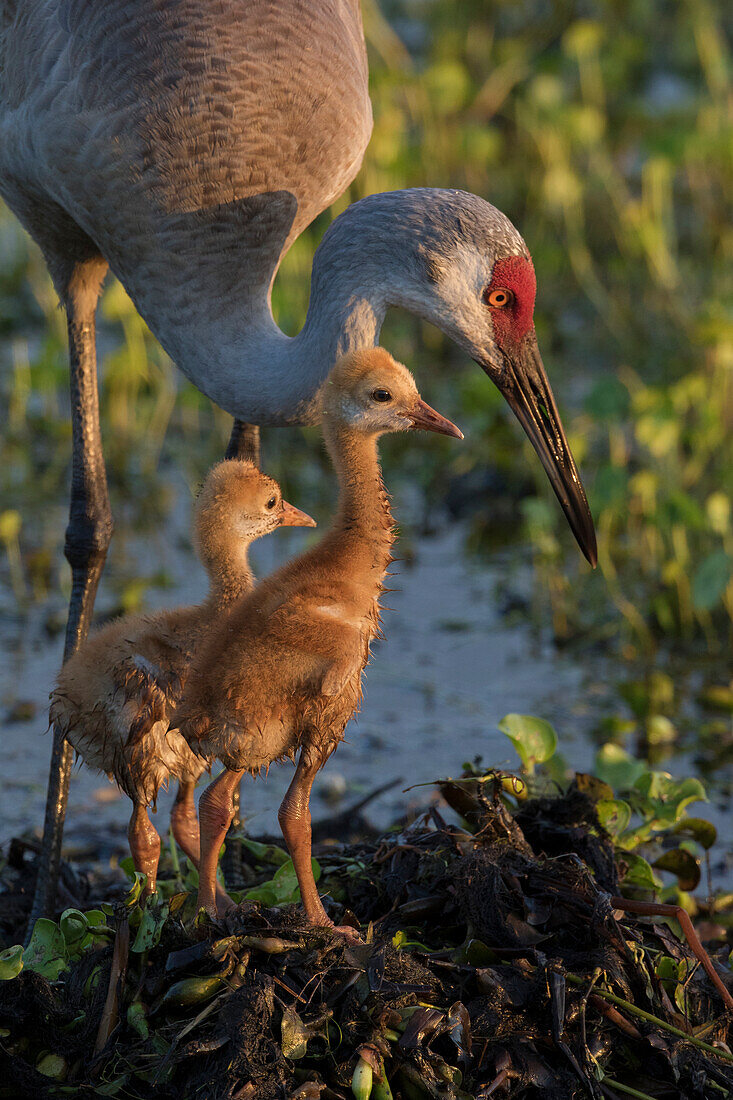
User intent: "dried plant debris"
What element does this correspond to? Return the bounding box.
[2,775,733,1099]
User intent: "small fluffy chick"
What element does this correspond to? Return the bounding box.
[178,348,462,931]
[50,460,315,896]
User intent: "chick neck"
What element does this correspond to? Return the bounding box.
[322,419,395,583]
[197,527,257,613]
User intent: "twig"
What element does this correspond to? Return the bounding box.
[94,917,130,1056]
[589,995,642,1040]
[565,973,733,1062]
[602,1079,658,1099]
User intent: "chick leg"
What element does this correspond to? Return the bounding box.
[170,780,234,911]
[128,802,161,899]
[279,747,360,940]
[197,768,244,917]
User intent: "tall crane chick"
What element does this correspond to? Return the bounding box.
[178,349,463,933]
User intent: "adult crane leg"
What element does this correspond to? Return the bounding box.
[225,421,260,466]
[26,256,112,933]
[223,420,259,833]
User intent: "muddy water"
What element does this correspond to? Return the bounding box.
[0,476,595,860]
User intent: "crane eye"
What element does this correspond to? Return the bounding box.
[266,495,277,510]
[484,287,514,309]
[371,388,392,403]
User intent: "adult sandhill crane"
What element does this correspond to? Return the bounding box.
[0,1,596,925]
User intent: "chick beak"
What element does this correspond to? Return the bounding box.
[405,398,464,439]
[280,500,317,527]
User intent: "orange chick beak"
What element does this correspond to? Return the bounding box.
[280,499,317,527]
[405,398,464,439]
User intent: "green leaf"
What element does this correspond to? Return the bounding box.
[123,871,149,908]
[620,852,661,896]
[0,945,24,981]
[132,899,169,953]
[653,848,701,891]
[240,838,291,865]
[594,744,647,791]
[498,714,557,774]
[672,817,717,850]
[280,1004,310,1059]
[23,918,68,980]
[691,551,732,611]
[245,858,321,906]
[596,799,631,836]
[60,909,88,952]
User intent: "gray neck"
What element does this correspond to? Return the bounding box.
[166,191,464,426]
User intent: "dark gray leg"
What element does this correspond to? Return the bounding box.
[224,420,259,833]
[225,421,260,466]
[26,260,112,932]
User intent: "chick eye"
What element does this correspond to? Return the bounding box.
[371,389,392,403]
[484,287,515,309]
[266,496,277,510]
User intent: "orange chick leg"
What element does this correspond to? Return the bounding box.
[197,768,244,918]
[128,802,161,899]
[170,780,235,912]
[279,748,360,941]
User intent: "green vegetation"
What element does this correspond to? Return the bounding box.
[2,721,732,1098]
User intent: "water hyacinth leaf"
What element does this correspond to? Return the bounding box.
[240,838,290,865]
[594,744,647,791]
[351,1055,373,1100]
[159,976,224,1010]
[127,1001,149,1040]
[23,918,68,980]
[123,871,149,907]
[132,900,169,953]
[281,1004,310,1059]
[691,551,732,611]
[672,817,717,850]
[634,773,707,824]
[36,1053,67,1080]
[59,909,88,951]
[653,848,701,891]
[498,714,557,773]
[245,857,320,906]
[372,1058,395,1100]
[596,798,632,836]
[620,852,661,895]
[574,773,614,802]
[0,944,24,981]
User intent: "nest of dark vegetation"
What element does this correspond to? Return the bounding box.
[1,777,733,1100]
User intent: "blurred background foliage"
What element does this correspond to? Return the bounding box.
[0,0,731,677]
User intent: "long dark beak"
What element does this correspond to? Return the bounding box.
[405,399,464,439]
[280,499,317,527]
[482,331,597,567]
